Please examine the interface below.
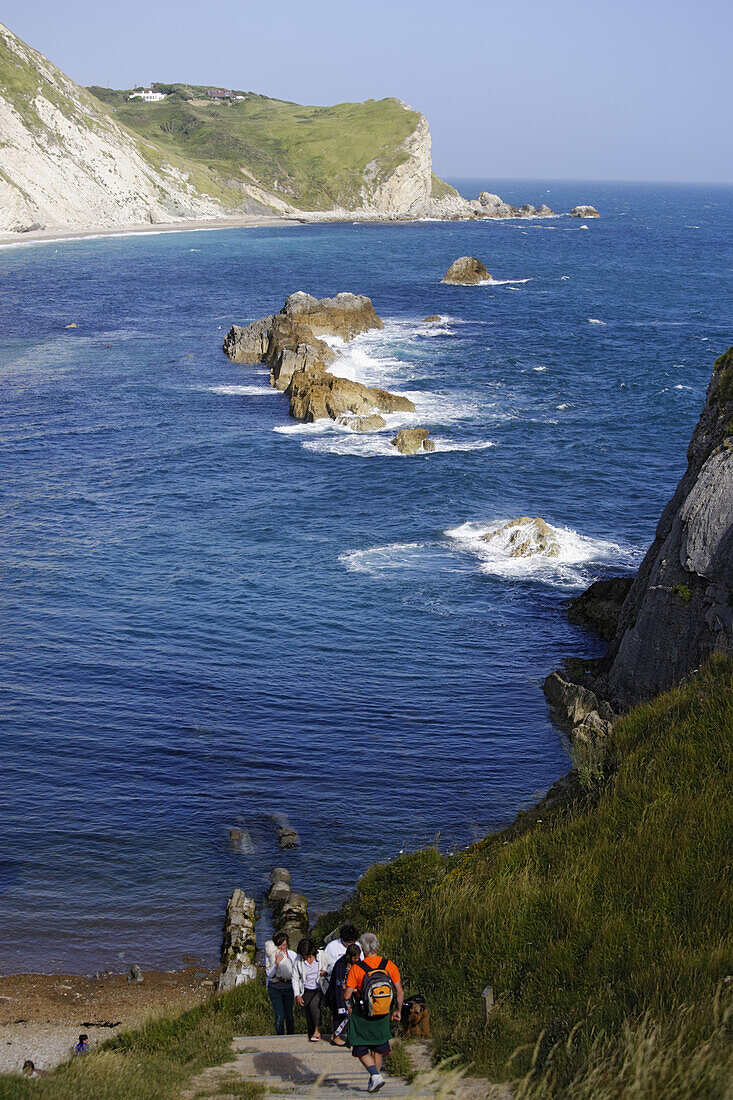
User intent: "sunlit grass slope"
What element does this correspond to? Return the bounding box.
[88,86,422,210]
[0,982,272,1100]
[314,655,733,1095]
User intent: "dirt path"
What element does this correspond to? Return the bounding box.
[184,1035,512,1099]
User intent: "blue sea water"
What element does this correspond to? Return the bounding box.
[0,180,731,974]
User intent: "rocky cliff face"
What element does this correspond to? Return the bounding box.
[0,22,223,232]
[582,349,733,710]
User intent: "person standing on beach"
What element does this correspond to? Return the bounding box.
[266,932,297,1035]
[344,933,403,1093]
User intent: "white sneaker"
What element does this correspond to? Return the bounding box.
[367,1073,385,1093]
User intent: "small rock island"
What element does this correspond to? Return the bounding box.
[224,292,415,426]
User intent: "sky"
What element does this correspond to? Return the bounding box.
[3,0,732,183]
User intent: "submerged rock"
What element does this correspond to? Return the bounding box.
[391,428,435,454]
[569,205,600,218]
[482,517,560,558]
[442,256,491,284]
[338,413,387,432]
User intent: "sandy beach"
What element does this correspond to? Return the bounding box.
[0,213,303,249]
[0,966,219,1076]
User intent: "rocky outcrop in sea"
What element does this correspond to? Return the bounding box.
[224,292,414,426]
[549,348,733,712]
[441,256,491,285]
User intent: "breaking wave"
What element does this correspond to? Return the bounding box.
[445,519,634,588]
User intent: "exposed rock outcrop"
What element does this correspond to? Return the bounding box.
[219,889,257,991]
[442,257,490,285]
[287,370,415,423]
[483,517,560,558]
[391,428,435,454]
[266,867,292,905]
[273,892,309,946]
[543,671,616,747]
[223,316,275,363]
[550,348,733,712]
[569,205,600,218]
[224,292,415,425]
[567,577,634,641]
[277,825,300,849]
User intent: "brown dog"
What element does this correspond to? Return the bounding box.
[401,995,430,1038]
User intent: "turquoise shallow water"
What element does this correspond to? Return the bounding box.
[0,180,731,973]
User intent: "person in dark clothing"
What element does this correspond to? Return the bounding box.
[327,942,361,1045]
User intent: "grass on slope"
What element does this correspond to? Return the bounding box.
[313,655,733,1095]
[0,981,272,1100]
[87,89,421,210]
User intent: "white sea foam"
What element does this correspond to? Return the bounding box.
[430,439,496,452]
[208,384,276,396]
[340,543,430,574]
[445,518,633,587]
[561,275,571,280]
[474,277,532,286]
[532,366,547,372]
[588,318,606,325]
[674,384,692,390]
[557,402,571,410]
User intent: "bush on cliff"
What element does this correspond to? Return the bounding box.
[314,655,733,1095]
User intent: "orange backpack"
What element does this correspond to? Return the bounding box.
[357,958,396,1018]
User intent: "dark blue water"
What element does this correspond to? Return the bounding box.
[1,181,731,973]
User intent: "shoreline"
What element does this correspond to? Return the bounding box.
[0,213,301,249]
[0,966,219,1076]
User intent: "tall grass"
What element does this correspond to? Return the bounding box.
[318,656,733,1095]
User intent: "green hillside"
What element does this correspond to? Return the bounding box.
[314,655,733,1096]
[87,85,423,211]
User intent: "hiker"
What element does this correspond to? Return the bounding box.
[73,1033,89,1055]
[323,923,362,977]
[292,937,328,1041]
[327,942,361,1045]
[266,931,297,1036]
[344,933,404,1094]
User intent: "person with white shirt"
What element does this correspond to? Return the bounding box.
[266,932,297,1035]
[292,937,328,1041]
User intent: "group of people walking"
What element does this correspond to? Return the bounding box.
[266,924,404,1093]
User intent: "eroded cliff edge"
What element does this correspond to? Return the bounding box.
[558,348,733,712]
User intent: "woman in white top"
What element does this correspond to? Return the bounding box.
[292,937,328,1041]
[266,932,297,1035]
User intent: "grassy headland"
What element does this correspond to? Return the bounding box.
[314,655,733,1095]
[87,86,424,211]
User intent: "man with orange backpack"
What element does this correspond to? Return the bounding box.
[343,933,404,1093]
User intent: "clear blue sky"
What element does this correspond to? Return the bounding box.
[4,0,732,182]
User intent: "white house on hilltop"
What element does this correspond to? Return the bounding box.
[128,88,167,102]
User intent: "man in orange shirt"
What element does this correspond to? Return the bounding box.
[344,933,404,1093]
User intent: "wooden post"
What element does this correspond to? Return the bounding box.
[482,984,495,1023]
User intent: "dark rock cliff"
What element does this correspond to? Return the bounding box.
[562,348,733,712]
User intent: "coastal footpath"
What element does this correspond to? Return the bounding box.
[0,22,598,235]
